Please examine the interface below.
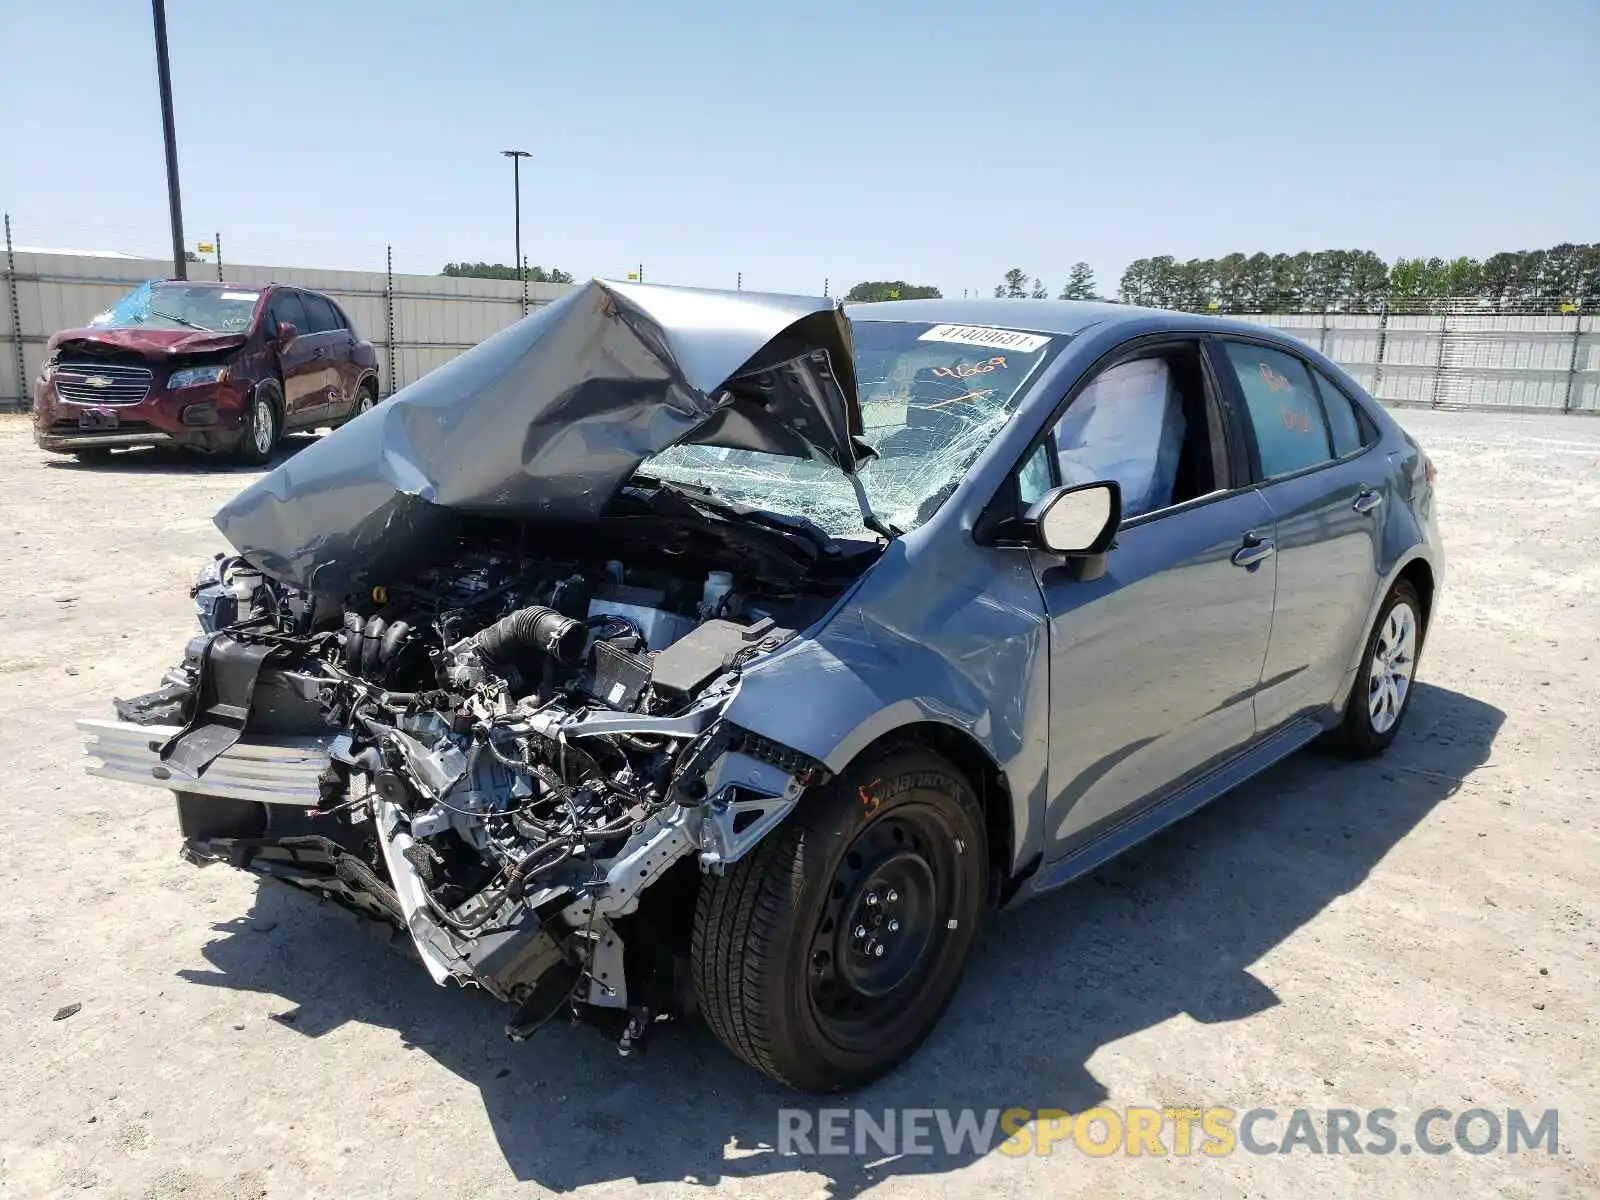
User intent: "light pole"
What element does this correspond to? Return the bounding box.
[501,149,530,315]
[152,0,186,279]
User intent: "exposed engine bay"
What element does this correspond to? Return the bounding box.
[100,481,871,1047]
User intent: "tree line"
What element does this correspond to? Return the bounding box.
[1116,244,1600,312]
[441,261,575,284]
[849,243,1598,313]
[442,242,1599,313]
[843,264,1102,304]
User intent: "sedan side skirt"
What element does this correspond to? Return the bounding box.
[1026,717,1324,898]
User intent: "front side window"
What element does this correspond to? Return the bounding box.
[1017,442,1053,507]
[641,321,1065,537]
[1053,357,1187,519]
[269,291,310,335]
[1221,342,1332,478]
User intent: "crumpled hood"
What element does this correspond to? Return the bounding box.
[214,279,866,594]
[50,326,249,359]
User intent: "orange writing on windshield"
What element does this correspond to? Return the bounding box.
[933,356,1008,380]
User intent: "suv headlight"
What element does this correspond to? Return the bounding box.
[168,364,229,390]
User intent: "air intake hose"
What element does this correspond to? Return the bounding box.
[471,605,586,669]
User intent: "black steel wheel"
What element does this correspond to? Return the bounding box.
[693,743,988,1092]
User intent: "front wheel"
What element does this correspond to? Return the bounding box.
[236,383,282,466]
[692,744,988,1092]
[1331,578,1424,758]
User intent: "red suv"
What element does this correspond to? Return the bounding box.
[33,279,381,464]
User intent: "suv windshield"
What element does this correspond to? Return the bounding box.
[642,320,1063,537]
[89,281,261,334]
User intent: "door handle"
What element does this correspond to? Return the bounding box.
[1353,487,1384,514]
[1231,533,1276,569]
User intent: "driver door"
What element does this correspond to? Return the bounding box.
[1028,340,1278,858]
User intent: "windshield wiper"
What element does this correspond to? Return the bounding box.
[848,472,901,540]
[149,308,209,331]
[643,478,841,554]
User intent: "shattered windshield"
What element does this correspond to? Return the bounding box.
[641,320,1063,537]
[89,280,261,333]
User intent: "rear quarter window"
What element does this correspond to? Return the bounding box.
[1313,368,1367,458]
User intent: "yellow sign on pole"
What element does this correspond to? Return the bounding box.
[197,242,216,255]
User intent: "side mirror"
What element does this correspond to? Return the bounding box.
[275,321,298,351]
[1025,480,1121,556]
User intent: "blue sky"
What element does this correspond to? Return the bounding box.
[2,0,1594,297]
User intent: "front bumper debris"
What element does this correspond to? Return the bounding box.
[77,716,334,806]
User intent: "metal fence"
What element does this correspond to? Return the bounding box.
[4,225,1597,415]
[1,223,574,412]
[1230,305,1598,413]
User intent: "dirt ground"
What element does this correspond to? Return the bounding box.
[0,410,1594,1200]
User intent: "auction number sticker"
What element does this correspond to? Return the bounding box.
[918,324,1049,354]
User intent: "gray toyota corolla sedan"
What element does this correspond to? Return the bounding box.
[82,282,1441,1092]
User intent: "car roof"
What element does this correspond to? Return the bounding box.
[157,279,264,291]
[843,296,1287,342]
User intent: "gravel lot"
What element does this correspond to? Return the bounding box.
[0,410,1595,1200]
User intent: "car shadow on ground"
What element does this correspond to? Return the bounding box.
[180,681,1502,1196]
[41,433,322,475]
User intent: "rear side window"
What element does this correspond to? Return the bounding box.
[1312,368,1367,458]
[300,293,339,334]
[1220,342,1332,478]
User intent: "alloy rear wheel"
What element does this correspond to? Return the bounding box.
[1331,577,1424,757]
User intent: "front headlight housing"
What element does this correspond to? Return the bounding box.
[168,363,229,390]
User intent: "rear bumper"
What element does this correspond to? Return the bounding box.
[77,716,334,806]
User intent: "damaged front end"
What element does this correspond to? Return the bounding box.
[82,280,877,1048]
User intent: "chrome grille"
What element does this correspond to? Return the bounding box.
[54,361,153,405]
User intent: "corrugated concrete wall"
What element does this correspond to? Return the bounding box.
[4,250,1597,414]
[0,251,574,410]
[1241,311,1599,413]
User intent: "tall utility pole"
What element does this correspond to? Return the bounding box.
[151,0,186,280]
[501,149,530,315]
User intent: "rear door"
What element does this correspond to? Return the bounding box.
[1209,338,1386,730]
[1031,338,1278,857]
[263,289,320,425]
[322,297,363,413]
[295,292,346,422]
